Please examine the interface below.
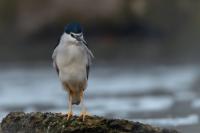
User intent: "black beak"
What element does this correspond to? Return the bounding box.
[75,35,87,45]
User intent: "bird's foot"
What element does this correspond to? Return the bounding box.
[79,111,90,121]
[66,111,73,120]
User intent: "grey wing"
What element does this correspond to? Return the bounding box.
[52,47,59,75]
[86,65,90,79]
[85,46,94,80]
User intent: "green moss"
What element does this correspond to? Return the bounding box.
[0,124,2,133]
[1,112,179,133]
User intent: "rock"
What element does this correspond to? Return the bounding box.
[1,112,179,133]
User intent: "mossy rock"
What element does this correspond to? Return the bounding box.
[1,112,179,133]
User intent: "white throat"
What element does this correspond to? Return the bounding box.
[60,33,77,45]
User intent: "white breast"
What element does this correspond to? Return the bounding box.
[56,43,88,82]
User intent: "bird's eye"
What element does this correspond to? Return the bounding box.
[70,33,75,38]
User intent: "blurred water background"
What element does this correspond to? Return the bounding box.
[0,0,200,133]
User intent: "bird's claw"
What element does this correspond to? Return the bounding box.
[66,111,73,120]
[79,111,90,121]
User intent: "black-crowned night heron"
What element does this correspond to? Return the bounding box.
[52,23,94,121]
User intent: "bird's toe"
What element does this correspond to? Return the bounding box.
[66,111,73,120]
[79,111,90,121]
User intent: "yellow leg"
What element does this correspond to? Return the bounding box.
[66,94,73,120]
[79,91,90,121]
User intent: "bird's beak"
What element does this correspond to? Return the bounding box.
[76,35,87,45]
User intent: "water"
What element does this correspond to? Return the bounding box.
[0,64,200,132]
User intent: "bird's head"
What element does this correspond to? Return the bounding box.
[63,22,87,45]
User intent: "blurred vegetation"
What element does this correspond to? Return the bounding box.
[0,0,200,64]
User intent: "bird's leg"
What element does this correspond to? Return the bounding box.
[79,91,90,121]
[66,94,73,120]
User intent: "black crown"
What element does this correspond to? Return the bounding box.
[64,23,83,34]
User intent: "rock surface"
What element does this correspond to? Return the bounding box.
[1,112,179,133]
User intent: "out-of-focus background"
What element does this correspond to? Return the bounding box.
[0,0,200,132]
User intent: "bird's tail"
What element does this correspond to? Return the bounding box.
[71,92,81,105]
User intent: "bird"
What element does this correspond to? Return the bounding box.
[52,22,94,121]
